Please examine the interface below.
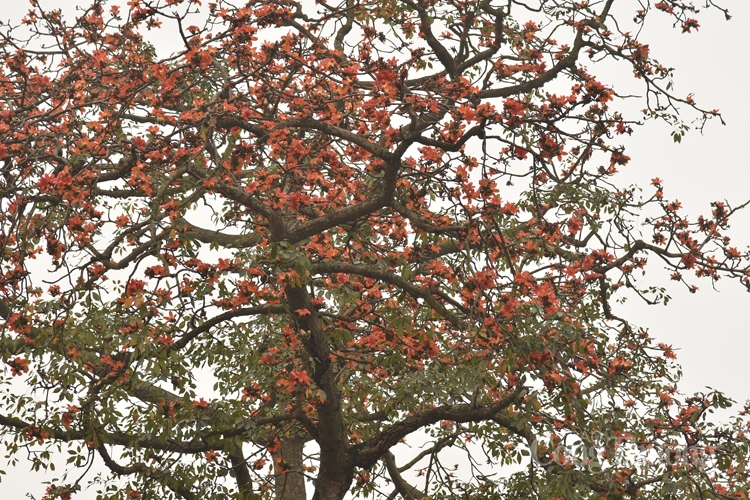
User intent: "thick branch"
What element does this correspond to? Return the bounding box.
[353,387,524,468]
[311,261,463,327]
[0,411,212,453]
[217,116,393,162]
[97,445,197,500]
[283,284,352,500]
[383,451,426,500]
[479,28,585,99]
[391,200,468,235]
[173,305,286,350]
[180,218,263,249]
[407,0,457,78]
[284,160,401,244]
[229,451,255,500]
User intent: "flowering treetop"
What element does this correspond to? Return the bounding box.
[0,1,748,499]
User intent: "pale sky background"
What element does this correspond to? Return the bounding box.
[610,2,750,402]
[0,0,748,498]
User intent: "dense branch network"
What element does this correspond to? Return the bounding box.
[0,1,748,500]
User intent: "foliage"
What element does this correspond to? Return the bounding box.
[0,0,748,499]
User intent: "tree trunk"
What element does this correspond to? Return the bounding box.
[274,437,307,500]
[282,284,354,500]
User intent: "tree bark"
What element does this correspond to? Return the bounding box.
[283,284,354,500]
[274,437,307,500]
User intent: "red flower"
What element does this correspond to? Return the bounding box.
[682,19,700,33]
[8,356,29,376]
[193,398,211,409]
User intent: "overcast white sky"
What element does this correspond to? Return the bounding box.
[609,2,750,402]
[1,0,748,498]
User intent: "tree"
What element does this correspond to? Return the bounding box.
[0,0,748,499]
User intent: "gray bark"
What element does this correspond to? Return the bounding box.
[274,437,307,500]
